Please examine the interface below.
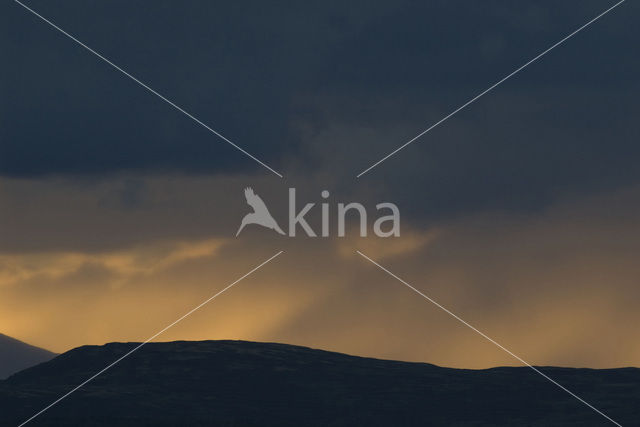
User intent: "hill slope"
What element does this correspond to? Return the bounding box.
[0,333,56,380]
[1,340,638,426]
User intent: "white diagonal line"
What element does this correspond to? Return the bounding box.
[18,250,284,427]
[356,250,622,426]
[14,0,283,178]
[356,0,625,178]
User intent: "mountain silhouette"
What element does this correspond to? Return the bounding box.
[1,340,638,426]
[0,333,56,380]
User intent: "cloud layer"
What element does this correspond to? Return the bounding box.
[1,0,639,369]
[2,175,640,368]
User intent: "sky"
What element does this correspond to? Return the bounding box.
[1,0,639,369]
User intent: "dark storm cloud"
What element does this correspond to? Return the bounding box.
[299,0,640,220]
[1,0,319,176]
[2,0,639,220]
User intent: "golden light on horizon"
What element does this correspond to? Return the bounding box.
[2,182,640,369]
